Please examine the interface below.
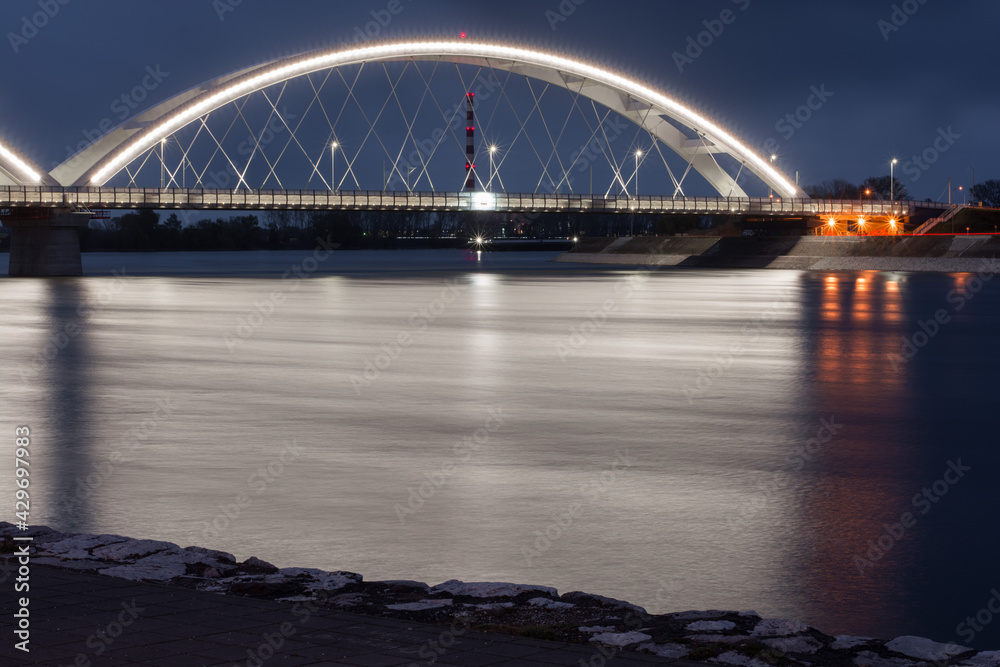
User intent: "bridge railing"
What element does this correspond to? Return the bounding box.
[0,186,951,216]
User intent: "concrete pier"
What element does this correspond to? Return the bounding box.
[2,207,90,276]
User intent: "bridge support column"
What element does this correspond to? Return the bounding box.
[3,207,91,277]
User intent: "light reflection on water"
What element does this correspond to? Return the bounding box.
[1,251,998,647]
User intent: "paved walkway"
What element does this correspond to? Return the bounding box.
[0,564,691,666]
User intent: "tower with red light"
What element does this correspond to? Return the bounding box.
[465,93,476,191]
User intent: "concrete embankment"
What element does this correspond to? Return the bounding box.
[555,236,1000,273]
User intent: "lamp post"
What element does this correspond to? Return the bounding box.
[160,138,166,189]
[769,154,777,198]
[890,158,898,206]
[634,149,642,199]
[489,145,498,192]
[970,167,975,206]
[330,141,338,192]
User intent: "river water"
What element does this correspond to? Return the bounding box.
[1,250,998,648]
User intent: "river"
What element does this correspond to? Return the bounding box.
[1,249,998,648]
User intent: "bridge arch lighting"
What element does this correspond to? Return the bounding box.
[0,139,46,185]
[63,39,803,197]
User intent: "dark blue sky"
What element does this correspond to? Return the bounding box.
[0,0,995,199]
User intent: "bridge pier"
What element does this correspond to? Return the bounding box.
[2,207,91,277]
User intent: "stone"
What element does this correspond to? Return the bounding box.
[763,636,823,654]
[240,556,279,574]
[430,579,558,598]
[854,650,920,667]
[386,600,453,611]
[527,597,575,610]
[688,620,737,632]
[638,642,689,659]
[92,538,178,562]
[961,652,1000,667]
[689,634,752,644]
[833,636,874,650]
[561,591,647,613]
[475,602,515,611]
[752,618,811,637]
[711,650,771,667]
[588,631,653,647]
[580,626,617,633]
[886,636,970,662]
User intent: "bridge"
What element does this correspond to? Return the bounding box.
[0,38,947,275]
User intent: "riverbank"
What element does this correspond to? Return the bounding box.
[4,522,996,667]
[556,236,1000,273]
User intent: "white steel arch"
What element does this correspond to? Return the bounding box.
[0,138,55,186]
[52,39,804,198]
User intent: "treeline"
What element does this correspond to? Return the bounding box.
[805,176,1000,208]
[79,209,670,252]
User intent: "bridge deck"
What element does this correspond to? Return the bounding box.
[0,186,948,217]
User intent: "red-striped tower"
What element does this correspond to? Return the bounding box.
[465,93,476,190]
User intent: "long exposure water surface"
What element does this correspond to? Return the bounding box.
[1,250,998,648]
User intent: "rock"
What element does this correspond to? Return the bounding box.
[92,538,177,562]
[100,558,186,582]
[961,652,1000,667]
[833,636,874,650]
[386,600,453,611]
[854,650,922,667]
[330,593,364,607]
[711,650,772,667]
[638,642,689,659]
[42,533,129,560]
[475,602,515,611]
[688,620,737,632]
[376,580,430,591]
[527,597,575,610]
[30,557,100,570]
[739,610,761,617]
[887,636,970,662]
[762,636,823,654]
[589,631,653,647]
[752,618,811,637]
[689,635,752,644]
[430,579,558,598]
[580,626,617,633]
[672,609,733,620]
[240,556,279,574]
[561,591,647,613]
[277,568,361,592]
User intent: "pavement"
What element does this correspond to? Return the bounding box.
[0,564,692,666]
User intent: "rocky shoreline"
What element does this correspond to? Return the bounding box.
[3,522,997,667]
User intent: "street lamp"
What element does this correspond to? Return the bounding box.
[959,185,966,205]
[769,154,777,198]
[890,158,898,205]
[160,138,167,189]
[331,141,340,191]
[970,167,975,206]
[634,149,642,199]
[489,145,498,192]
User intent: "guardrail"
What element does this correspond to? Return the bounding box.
[0,186,951,216]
